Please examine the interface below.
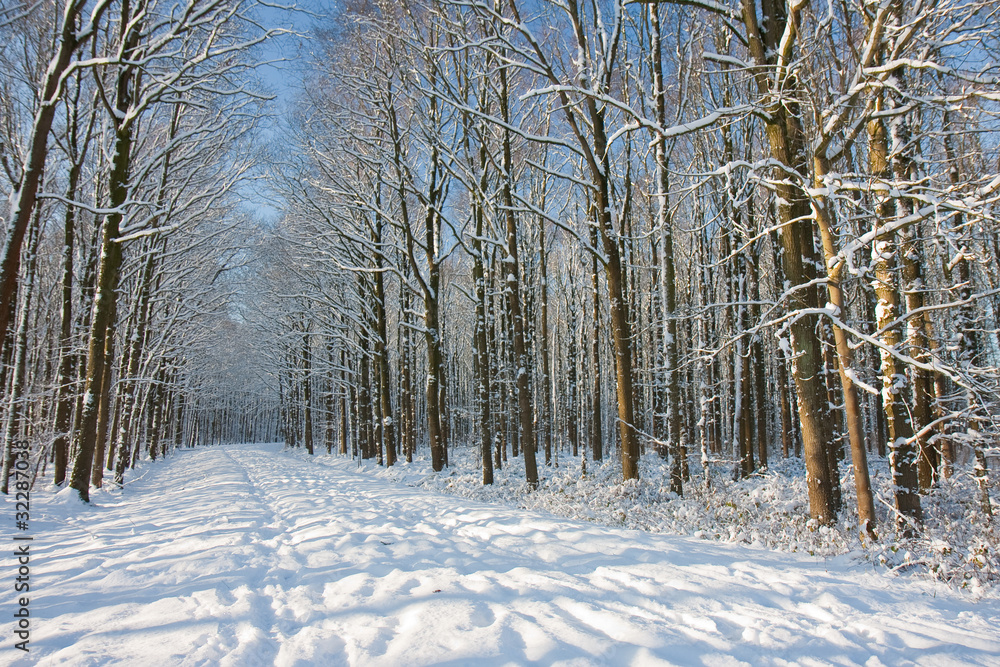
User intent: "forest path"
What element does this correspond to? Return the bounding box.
[11,442,1000,666]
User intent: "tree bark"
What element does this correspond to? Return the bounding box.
[811,155,878,538]
[590,222,603,463]
[742,0,838,523]
[498,62,538,488]
[539,213,553,467]
[868,94,922,532]
[650,2,683,494]
[372,204,397,466]
[1,206,42,494]
[69,0,141,503]
[114,242,157,485]
[302,328,314,456]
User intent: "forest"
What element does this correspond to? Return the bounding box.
[2,0,999,581]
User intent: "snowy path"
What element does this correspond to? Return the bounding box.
[9,443,1000,666]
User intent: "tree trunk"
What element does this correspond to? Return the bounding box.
[51,85,93,486]
[69,0,141,503]
[742,0,838,524]
[507,0,640,480]
[650,2,683,493]
[372,209,397,466]
[326,343,336,454]
[358,333,373,459]
[868,96,922,531]
[471,119,494,484]
[812,154,878,538]
[498,63,538,488]
[401,290,416,463]
[566,304,579,458]
[340,340,349,456]
[302,328,314,456]
[114,242,156,486]
[90,322,117,488]
[539,214,553,467]
[750,250,768,470]
[591,137,640,481]
[1,207,42,494]
[590,223,603,463]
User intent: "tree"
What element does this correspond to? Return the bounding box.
[0,0,110,364]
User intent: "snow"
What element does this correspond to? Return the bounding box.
[8,442,1000,666]
[777,336,792,357]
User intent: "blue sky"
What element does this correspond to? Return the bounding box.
[255,1,334,106]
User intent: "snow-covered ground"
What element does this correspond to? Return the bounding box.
[8,442,1000,666]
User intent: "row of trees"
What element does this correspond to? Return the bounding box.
[258,0,1000,537]
[3,0,998,540]
[0,0,283,500]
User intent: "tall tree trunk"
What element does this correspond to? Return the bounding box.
[498,62,538,488]
[750,248,768,470]
[326,343,336,454]
[473,220,494,484]
[52,189,77,484]
[650,2,682,493]
[358,333,373,459]
[114,242,156,486]
[302,328,314,456]
[372,206,397,467]
[812,155,878,538]
[566,304,579,459]
[742,0,838,523]
[489,255,506,468]
[90,322,117,488]
[400,289,415,463]
[148,371,165,460]
[507,0,639,479]
[383,68,445,469]
[590,222,603,463]
[424,277,446,469]
[868,92,922,531]
[895,150,934,492]
[51,80,94,486]
[593,142,640,481]
[1,206,43,494]
[539,213,553,466]
[349,379,358,459]
[471,119,494,484]
[69,0,141,503]
[340,338,349,456]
